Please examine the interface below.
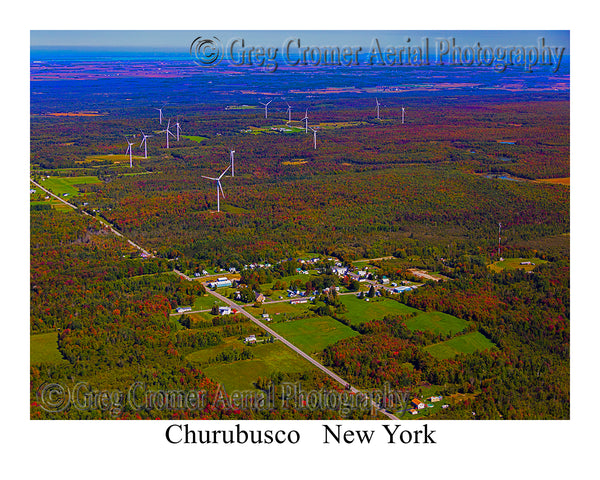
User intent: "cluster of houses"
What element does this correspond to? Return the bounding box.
[408,396,449,415]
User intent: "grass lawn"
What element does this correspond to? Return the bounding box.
[424,332,496,360]
[30,332,68,365]
[339,295,420,326]
[197,341,315,392]
[270,316,358,353]
[404,311,470,336]
[246,301,312,319]
[488,257,548,273]
[192,294,226,311]
[42,176,101,197]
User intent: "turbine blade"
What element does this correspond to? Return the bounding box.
[218,165,231,179]
[218,181,225,198]
[202,176,217,181]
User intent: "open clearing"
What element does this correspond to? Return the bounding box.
[270,316,358,353]
[196,341,315,392]
[404,311,470,336]
[339,295,420,326]
[42,176,101,197]
[31,332,68,365]
[424,332,496,360]
[488,257,548,273]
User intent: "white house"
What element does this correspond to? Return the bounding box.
[244,335,256,344]
[219,306,232,315]
[176,307,192,314]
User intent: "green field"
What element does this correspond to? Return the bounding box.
[246,301,312,319]
[488,257,548,273]
[339,295,420,326]
[181,135,209,143]
[41,176,101,197]
[424,332,496,360]
[404,311,469,336]
[196,341,315,392]
[30,332,68,365]
[192,294,226,311]
[270,316,358,353]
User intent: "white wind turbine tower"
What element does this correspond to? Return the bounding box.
[286,103,292,123]
[309,127,320,150]
[155,106,165,125]
[124,136,135,168]
[226,148,236,177]
[159,119,175,149]
[375,98,381,120]
[140,130,153,159]
[259,99,273,119]
[401,106,406,124]
[301,109,309,133]
[175,117,182,141]
[202,165,231,213]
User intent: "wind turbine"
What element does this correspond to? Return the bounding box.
[224,147,236,177]
[125,136,135,168]
[155,106,165,125]
[401,106,406,124]
[286,103,292,123]
[202,165,231,213]
[159,119,175,149]
[175,117,182,141]
[301,109,309,133]
[309,127,319,150]
[375,98,381,120]
[259,99,273,119]
[140,130,153,159]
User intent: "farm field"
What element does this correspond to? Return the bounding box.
[424,332,496,360]
[41,175,101,197]
[197,341,315,392]
[30,332,68,365]
[338,295,420,325]
[270,316,358,353]
[245,301,312,318]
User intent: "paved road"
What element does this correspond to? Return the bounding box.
[204,286,399,420]
[32,185,398,419]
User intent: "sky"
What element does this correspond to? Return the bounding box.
[31,30,570,53]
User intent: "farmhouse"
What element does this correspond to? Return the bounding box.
[254,293,265,303]
[176,307,192,314]
[244,335,256,344]
[219,306,232,315]
[428,396,442,402]
[411,398,425,410]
